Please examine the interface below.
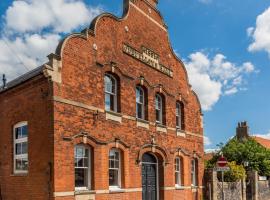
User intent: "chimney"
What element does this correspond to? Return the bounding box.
[2,74,6,89]
[236,121,249,141]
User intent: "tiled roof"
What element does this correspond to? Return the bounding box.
[0,66,44,94]
[252,136,270,149]
[204,152,215,161]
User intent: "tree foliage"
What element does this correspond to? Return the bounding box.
[206,137,270,176]
[223,161,246,182]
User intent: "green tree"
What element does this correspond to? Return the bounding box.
[206,137,270,176]
[223,161,246,182]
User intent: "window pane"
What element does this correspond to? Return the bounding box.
[109,159,114,168]
[22,142,28,154]
[156,110,160,122]
[155,96,161,109]
[15,159,21,170]
[16,143,22,155]
[115,160,119,168]
[75,168,88,188]
[21,126,28,138]
[76,147,84,158]
[15,128,21,139]
[109,169,119,186]
[136,87,144,103]
[175,172,179,185]
[110,94,115,111]
[105,76,112,93]
[115,151,119,160]
[77,158,83,167]
[176,116,179,127]
[136,103,143,119]
[21,158,28,170]
[105,93,111,110]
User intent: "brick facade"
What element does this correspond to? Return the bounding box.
[0,0,204,199]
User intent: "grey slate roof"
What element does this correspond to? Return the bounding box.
[0,65,44,94]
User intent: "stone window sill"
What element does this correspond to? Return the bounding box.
[156,123,167,133]
[176,129,186,137]
[11,172,28,177]
[106,110,122,123]
[137,118,150,129]
[175,185,185,190]
[75,190,96,195]
[109,187,125,193]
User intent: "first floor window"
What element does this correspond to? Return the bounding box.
[105,74,118,112]
[136,86,145,120]
[109,148,121,188]
[175,157,182,186]
[176,102,184,129]
[191,159,198,186]
[75,145,91,189]
[14,122,28,173]
[155,94,163,123]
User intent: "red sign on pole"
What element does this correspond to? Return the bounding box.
[217,156,228,167]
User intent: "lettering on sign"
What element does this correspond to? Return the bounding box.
[123,44,173,78]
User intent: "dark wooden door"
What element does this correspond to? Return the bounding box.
[142,163,157,200]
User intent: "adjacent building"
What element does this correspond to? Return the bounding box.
[0,0,204,199]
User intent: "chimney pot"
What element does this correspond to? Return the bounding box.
[236,121,249,141]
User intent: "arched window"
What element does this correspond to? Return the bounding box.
[136,86,146,120]
[14,122,28,174]
[176,102,184,130]
[155,94,165,124]
[109,148,121,188]
[74,145,91,190]
[191,158,198,186]
[105,74,118,112]
[175,157,183,186]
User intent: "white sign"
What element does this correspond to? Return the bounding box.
[215,167,230,172]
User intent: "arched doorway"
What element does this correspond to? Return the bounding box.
[142,153,158,200]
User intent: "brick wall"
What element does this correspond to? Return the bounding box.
[0,76,54,200]
[52,0,204,199]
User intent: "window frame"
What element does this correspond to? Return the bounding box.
[136,86,145,120]
[109,148,121,189]
[155,94,163,124]
[191,158,198,186]
[175,157,182,187]
[74,144,91,191]
[104,74,118,112]
[176,102,183,129]
[13,121,28,174]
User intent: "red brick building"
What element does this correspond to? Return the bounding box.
[0,0,204,199]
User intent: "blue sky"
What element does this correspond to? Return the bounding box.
[0,0,270,150]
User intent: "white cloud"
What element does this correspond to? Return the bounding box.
[205,148,218,153]
[0,34,61,80]
[248,7,270,58]
[185,52,256,111]
[5,0,102,33]
[0,0,102,81]
[224,87,238,96]
[204,136,212,146]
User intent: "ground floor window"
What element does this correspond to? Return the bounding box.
[14,122,28,174]
[109,148,121,188]
[75,145,91,190]
[175,157,183,186]
[191,158,198,186]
